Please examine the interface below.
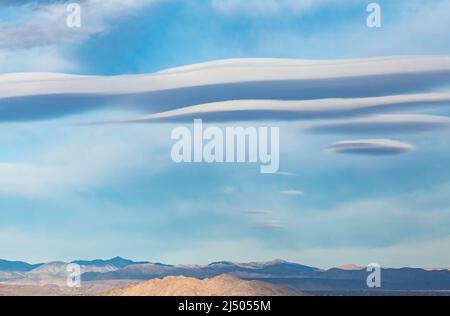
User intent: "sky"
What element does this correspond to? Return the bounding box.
[0,0,450,269]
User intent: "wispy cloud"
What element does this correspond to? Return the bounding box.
[117,93,450,123]
[326,139,414,156]
[254,219,284,230]
[0,0,158,50]
[280,189,304,196]
[244,209,273,216]
[244,209,285,230]
[275,171,298,177]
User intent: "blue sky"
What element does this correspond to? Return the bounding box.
[0,0,450,268]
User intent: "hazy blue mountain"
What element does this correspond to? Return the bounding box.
[80,259,450,292]
[71,256,149,268]
[2,257,450,294]
[0,259,42,272]
[316,267,450,290]
[82,260,320,281]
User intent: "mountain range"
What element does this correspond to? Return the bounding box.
[1,257,449,295]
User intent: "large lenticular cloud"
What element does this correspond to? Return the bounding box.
[1,56,450,122]
[3,55,450,157]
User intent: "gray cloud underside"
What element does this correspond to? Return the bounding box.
[326,139,414,156]
[1,56,450,122]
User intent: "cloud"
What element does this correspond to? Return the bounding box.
[0,0,159,72]
[222,186,235,194]
[280,189,304,196]
[309,114,450,134]
[2,56,450,123]
[275,171,298,176]
[0,0,158,50]
[243,209,284,230]
[326,139,414,156]
[254,219,284,230]
[113,93,450,123]
[244,209,273,216]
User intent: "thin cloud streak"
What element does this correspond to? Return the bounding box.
[280,190,304,196]
[326,139,414,156]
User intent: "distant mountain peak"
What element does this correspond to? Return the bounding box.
[72,257,149,268]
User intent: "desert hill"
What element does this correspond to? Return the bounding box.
[104,274,302,296]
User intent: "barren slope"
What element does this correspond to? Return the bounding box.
[104,274,302,296]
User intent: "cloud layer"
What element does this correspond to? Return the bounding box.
[2,56,450,158]
[2,56,450,123]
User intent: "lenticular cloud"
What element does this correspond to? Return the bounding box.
[1,56,450,123]
[1,56,450,155]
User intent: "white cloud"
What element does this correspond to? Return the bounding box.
[243,209,285,230]
[0,0,159,72]
[4,56,450,99]
[254,218,284,230]
[0,0,158,50]
[116,93,450,123]
[2,56,450,123]
[244,209,273,216]
[280,189,304,196]
[275,171,298,176]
